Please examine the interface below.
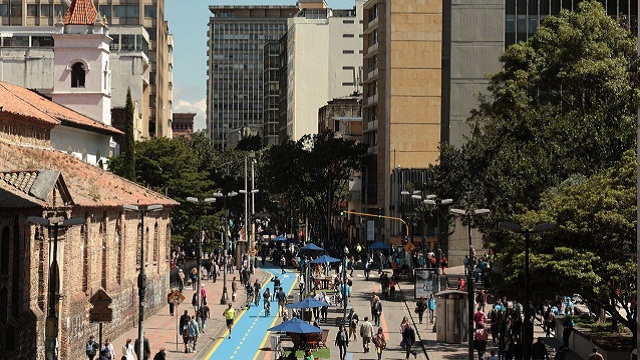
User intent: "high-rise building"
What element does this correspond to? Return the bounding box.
[207,5,297,150]
[284,0,365,141]
[0,0,174,139]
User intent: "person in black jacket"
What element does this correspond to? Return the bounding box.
[402,323,418,359]
[134,335,151,360]
[335,324,349,360]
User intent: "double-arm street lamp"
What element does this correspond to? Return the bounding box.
[423,196,453,291]
[27,215,85,360]
[499,221,556,360]
[123,204,163,360]
[450,207,490,360]
[239,154,259,273]
[186,197,216,308]
[213,191,238,304]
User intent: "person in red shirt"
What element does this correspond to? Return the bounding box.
[458,277,466,291]
[474,307,487,327]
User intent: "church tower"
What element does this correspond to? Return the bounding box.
[51,0,112,125]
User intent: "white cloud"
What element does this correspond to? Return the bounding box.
[173,98,206,131]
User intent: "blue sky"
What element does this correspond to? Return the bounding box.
[166,0,356,130]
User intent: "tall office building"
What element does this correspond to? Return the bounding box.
[284,0,364,141]
[207,5,297,150]
[0,0,174,139]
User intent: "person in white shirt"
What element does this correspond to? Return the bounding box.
[122,338,135,360]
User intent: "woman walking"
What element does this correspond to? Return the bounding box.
[121,339,135,360]
[335,324,349,360]
[372,327,386,360]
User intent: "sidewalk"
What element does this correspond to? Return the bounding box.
[111,265,273,360]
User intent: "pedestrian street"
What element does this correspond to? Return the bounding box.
[203,268,297,360]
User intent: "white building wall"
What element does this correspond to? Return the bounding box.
[287,0,364,141]
[50,126,113,167]
[51,33,112,125]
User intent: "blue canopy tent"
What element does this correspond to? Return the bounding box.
[310,255,341,264]
[286,297,331,309]
[272,235,288,242]
[300,243,324,251]
[368,241,391,250]
[268,317,322,333]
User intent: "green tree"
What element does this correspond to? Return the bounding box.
[122,88,136,181]
[498,150,637,337]
[260,130,367,241]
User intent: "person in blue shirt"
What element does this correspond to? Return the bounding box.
[428,294,436,324]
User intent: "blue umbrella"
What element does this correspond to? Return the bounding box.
[369,241,391,250]
[300,243,324,251]
[272,235,287,242]
[268,317,322,333]
[310,254,341,264]
[286,297,332,309]
[285,237,299,244]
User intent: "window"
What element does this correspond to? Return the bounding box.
[71,63,86,88]
[343,33,354,38]
[343,50,354,54]
[41,4,52,18]
[32,36,54,47]
[27,5,39,17]
[121,35,135,50]
[54,4,68,18]
[144,5,156,18]
[343,19,354,24]
[0,226,8,275]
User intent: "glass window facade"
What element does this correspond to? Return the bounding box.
[505,0,637,47]
[208,15,291,150]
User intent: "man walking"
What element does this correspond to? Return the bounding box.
[359,316,374,353]
[588,347,604,360]
[372,297,382,326]
[402,323,418,359]
[223,303,237,339]
[85,335,98,360]
[277,287,287,317]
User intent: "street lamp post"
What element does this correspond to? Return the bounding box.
[401,190,427,267]
[186,197,217,308]
[123,204,163,360]
[28,215,85,360]
[213,191,238,304]
[240,154,259,273]
[499,221,556,360]
[424,196,453,292]
[450,207,490,360]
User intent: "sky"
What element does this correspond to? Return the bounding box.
[165,0,356,131]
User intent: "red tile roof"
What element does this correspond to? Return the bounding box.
[0,81,123,135]
[0,142,178,208]
[63,0,100,26]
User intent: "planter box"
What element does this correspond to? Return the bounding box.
[556,316,633,360]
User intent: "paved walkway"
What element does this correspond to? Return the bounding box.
[108,263,583,360]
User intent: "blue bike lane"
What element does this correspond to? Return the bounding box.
[203,268,297,360]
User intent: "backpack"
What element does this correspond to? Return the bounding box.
[86,341,96,356]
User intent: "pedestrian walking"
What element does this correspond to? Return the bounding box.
[372,297,382,326]
[428,293,436,324]
[200,284,207,305]
[134,335,151,360]
[562,315,574,348]
[192,292,199,313]
[232,277,238,302]
[198,303,210,333]
[588,347,604,360]
[86,335,98,360]
[474,324,488,360]
[187,315,200,352]
[179,310,190,336]
[402,323,418,359]
[223,303,237,339]
[280,255,286,274]
[277,287,287,317]
[531,338,549,360]
[335,324,349,360]
[476,289,488,312]
[177,269,185,292]
[372,327,386,360]
[347,308,359,341]
[121,338,135,360]
[415,296,427,324]
[101,339,115,360]
[360,316,374,353]
[153,348,166,360]
[190,267,198,290]
[181,316,191,353]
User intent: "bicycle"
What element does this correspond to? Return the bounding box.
[264,300,271,317]
[246,289,254,309]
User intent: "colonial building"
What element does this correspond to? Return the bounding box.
[0,80,177,359]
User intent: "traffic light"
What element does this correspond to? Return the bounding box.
[378,208,382,218]
[339,205,344,217]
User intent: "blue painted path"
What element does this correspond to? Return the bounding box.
[204,267,297,360]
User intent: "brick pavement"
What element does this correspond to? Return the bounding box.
[108,263,584,360]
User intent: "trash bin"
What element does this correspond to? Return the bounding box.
[435,290,468,344]
[270,334,280,351]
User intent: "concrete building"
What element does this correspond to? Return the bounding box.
[317,93,362,141]
[262,39,280,147]
[0,0,174,139]
[285,0,365,141]
[207,5,297,150]
[171,112,195,139]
